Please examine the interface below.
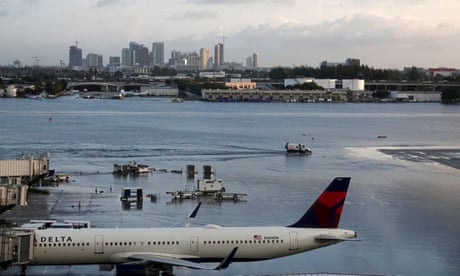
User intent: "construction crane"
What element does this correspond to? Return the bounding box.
[219,35,228,45]
[32,56,45,67]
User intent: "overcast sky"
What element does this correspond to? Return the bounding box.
[1,0,459,69]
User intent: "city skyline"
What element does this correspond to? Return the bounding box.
[1,0,460,69]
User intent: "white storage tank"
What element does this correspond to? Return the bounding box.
[6,85,18,97]
[314,79,337,90]
[342,79,365,91]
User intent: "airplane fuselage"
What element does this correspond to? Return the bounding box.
[31,226,356,265]
[25,177,355,272]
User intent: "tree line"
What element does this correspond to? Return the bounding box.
[268,64,460,82]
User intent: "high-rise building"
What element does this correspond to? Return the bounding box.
[188,52,200,67]
[246,56,253,68]
[69,45,83,70]
[214,43,224,69]
[152,42,165,65]
[138,45,150,66]
[109,56,120,66]
[345,58,360,66]
[245,52,259,69]
[252,52,259,68]
[207,57,214,70]
[121,48,132,67]
[107,56,121,73]
[199,48,209,70]
[86,53,103,69]
[169,50,200,69]
[129,41,141,65]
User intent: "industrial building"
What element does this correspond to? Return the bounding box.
[284,78,365,92]
[202,89,348,102]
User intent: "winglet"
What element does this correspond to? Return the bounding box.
[214,247,238,270]
[183,202,202,227]
[288,177,351,228]
[188,202,202,219]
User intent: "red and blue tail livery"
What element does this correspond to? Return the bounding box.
[288,177,351,228]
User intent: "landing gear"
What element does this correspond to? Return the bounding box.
[145,264,174,276]
[19,265,27,276]
[160,266,173,276]
[117,263,174,276]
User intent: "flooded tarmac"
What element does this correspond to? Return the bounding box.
[1,98,459,275]
[380,148,460,169]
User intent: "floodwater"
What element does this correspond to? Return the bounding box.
[0,97,459,275]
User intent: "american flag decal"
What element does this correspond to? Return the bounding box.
[253,235,262,240]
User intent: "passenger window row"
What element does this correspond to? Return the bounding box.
[36,239,283,248]
[104,241,180,246]
[36,242,90,247]
[203,239,283,245]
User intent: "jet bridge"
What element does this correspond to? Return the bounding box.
[0,226,34,268]
[0,220,91,269]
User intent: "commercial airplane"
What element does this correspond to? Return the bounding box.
[27,177,356,274]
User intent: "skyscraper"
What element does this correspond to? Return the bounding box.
[138,45,150,66]
[69,45,83,70]
[199,48,209,70]
[152,42,165,66]
[109,56,120,66]
[252,52,259,68]
[108,56,121,73]
[207,57,214,70]
[129,41,141,65]
[121,48,132,67]
[214,43,224,69]
[246,56,253,68]
[86,53,103,69]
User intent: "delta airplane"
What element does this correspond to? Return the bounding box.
[27,177,356,274]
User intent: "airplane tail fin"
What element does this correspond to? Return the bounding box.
[288,177,351,228]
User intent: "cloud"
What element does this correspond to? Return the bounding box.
[149,12,460,68]
[0,0,39,17]
[96,0,123,7]
[185,0,287,5]
[22,0,39,4]
[166,10,218,21]
[1,0,459,68]
[186,0,255,4]
[227,14,460,67]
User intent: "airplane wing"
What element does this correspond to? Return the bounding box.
[127,247,238,270]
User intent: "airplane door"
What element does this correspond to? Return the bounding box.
[95,235,104,254]
[289,232,299,250]
[190,236,199,252]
